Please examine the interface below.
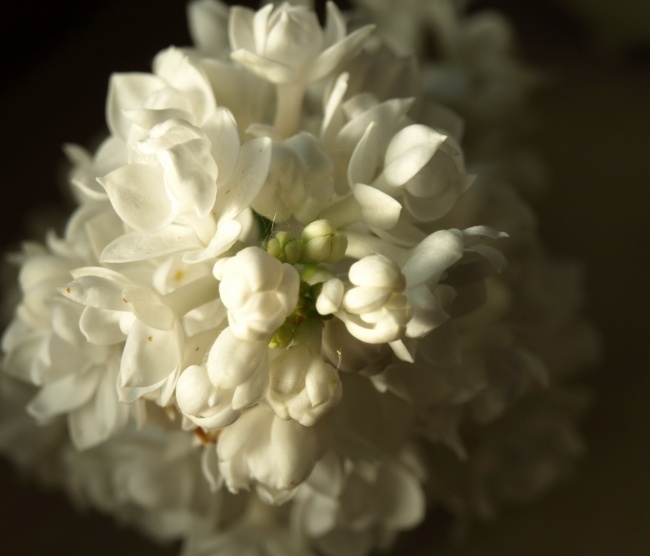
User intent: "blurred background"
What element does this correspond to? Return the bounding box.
[1,0,648,554]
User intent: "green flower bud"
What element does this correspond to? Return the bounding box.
[264,231,301,264]
[300,220,348,264]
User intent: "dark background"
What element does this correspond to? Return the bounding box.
[1,1,649,554]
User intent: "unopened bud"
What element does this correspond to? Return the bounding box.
[264,231,301,264]
[301,220,348,264]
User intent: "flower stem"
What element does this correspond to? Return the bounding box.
[274,83,305,139]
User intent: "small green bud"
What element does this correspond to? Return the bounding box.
[300,220,348,264]
[264,231,301,264]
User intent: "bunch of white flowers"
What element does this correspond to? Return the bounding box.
[0,1,597,555]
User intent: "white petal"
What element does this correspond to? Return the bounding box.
[352,183,402,230]
[69,364,128,449]
[176,364,242,429]
[382,124,447,187]
[98,164,174,232]
[121,285,175,330]
[217,406,267,461]
[316,278,344,315]
[270,415,320,490]
[321,72,348,139]
[349,255,404,289]
[308,24,375,82]
[342,314,402,344]
[188,0,230,54]
[142,120,218,218]
[60,271,133,312]
[305,358,339,408]
[84,209,125,259]
[404,284,449,338]
[183,220,242,263]
[107,73,166,140]
[123,107,192,131]
[301,492,339,537]
[307,450,344,498]
[377,465,425,529]
[231,357,269,410]
[207,327,267,388]
[228,5,258,52]
[337,98,414,156]
[389,339,415,363]
[204,108,241,185]
[215,137,272,221]
[100,225,202,263]
[79,306,126,345]
[230,49,295,84]
[27,368,100,421]
[120,321,183,388]
[402,229,464,287]
[153,47,216,123]
[462,225,509,245]
[402,179,459,222]
[323,1,346,46]
[50,299,85,346]
[348,122,378,187]
[343,287,392,314]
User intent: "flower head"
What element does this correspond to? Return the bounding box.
[0,2,596,556]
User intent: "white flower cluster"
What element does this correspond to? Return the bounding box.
[0,1,597,555]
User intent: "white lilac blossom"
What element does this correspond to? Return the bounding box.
[0,1,596,555]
